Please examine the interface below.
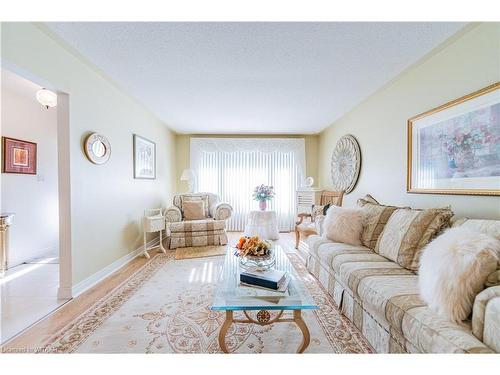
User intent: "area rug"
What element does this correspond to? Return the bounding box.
[175,245,228,260]
[42,252,374,353]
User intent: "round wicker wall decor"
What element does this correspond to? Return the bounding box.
[330,134,361,194]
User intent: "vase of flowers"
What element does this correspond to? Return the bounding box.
[253,184,275,211]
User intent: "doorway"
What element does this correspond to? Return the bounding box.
[0,68,71,344]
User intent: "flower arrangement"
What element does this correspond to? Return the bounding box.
[439,123,498,171]
[252,184,275,202]
[235,236,270,257]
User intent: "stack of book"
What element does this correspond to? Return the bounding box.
[240,268,290,292]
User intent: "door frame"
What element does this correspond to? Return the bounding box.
[1,62,73,299]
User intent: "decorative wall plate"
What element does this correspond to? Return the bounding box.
[84,133,111,165]
[330,134,361,194]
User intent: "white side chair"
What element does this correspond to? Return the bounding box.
[143,208,167,258]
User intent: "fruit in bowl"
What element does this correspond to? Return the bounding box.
[235,236,270,257]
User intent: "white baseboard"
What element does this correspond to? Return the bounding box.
[63,236,160,299]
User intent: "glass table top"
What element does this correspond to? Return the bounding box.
[211,243,318,311]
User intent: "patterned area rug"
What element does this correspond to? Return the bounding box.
[42,252,373,353]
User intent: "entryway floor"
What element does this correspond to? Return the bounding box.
[1,260,69,344]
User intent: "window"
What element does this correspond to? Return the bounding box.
[191,138,306,231]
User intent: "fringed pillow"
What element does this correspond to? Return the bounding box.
[322,206,364,246]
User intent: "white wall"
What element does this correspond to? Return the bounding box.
[318,23,500,219]
[1,23,177,285]
[1,69,59,266]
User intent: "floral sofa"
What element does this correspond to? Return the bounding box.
[305,200,500,353]
[164,193,233,249]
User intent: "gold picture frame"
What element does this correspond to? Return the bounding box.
[407,82,500,196]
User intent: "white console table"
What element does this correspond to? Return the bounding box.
[244,210,279,240]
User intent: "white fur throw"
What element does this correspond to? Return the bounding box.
[322,206,364,246]
[419,227,500,324]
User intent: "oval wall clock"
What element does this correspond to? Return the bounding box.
[84,133,111,165]
[330,134,361,194]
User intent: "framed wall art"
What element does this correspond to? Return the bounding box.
[407,82,499,196]
[2,136,37,175]
[133,134,156,179]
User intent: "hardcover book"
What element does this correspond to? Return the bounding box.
[240,269,287,290]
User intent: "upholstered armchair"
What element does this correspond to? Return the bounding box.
[164,193,233,249]
[294,190,344,249]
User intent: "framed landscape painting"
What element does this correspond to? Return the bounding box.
[2,136,37,175]
[133,134,156,179]
[407,82,500,196]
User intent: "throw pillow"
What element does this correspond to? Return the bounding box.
[419,227,500,323]
[375,207,453,271]
[181,195,209,218]
[182,200,206,220]
[322,206,364,246]
[311,203,330,221]
[357,194,401,250]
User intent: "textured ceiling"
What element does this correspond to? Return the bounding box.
[46,22,466,134]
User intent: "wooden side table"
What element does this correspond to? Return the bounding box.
[243,210,279,240]
[143,208,167,258]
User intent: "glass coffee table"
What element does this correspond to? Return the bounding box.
[211,244,318,353]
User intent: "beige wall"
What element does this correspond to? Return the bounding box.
[1,23,177,285]
[175,134,319,193]
[1,69,59,266]
[318,23,500,219]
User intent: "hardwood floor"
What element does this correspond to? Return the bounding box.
[1,232,305,352]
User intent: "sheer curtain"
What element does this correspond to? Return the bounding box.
[190,138,306,231]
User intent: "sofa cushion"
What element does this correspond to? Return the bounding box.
[306,236,372,270]
[338,260,414,299]
[330,252,391,275]
[174,193,215,218]
[182,200,206,220]
[169,218,226,233]
[375,207,453,271]
[181,195,209,218]
[357,195,400,250]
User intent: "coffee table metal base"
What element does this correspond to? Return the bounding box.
[218,309,310,353]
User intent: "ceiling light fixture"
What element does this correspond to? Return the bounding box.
[36,88,57,109]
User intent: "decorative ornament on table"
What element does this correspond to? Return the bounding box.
[235,236,275,270]
[303,176,314,189]
[252,184,275,211]
[330,134,361,194]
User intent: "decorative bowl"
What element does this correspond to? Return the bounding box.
[238,248,276,271]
